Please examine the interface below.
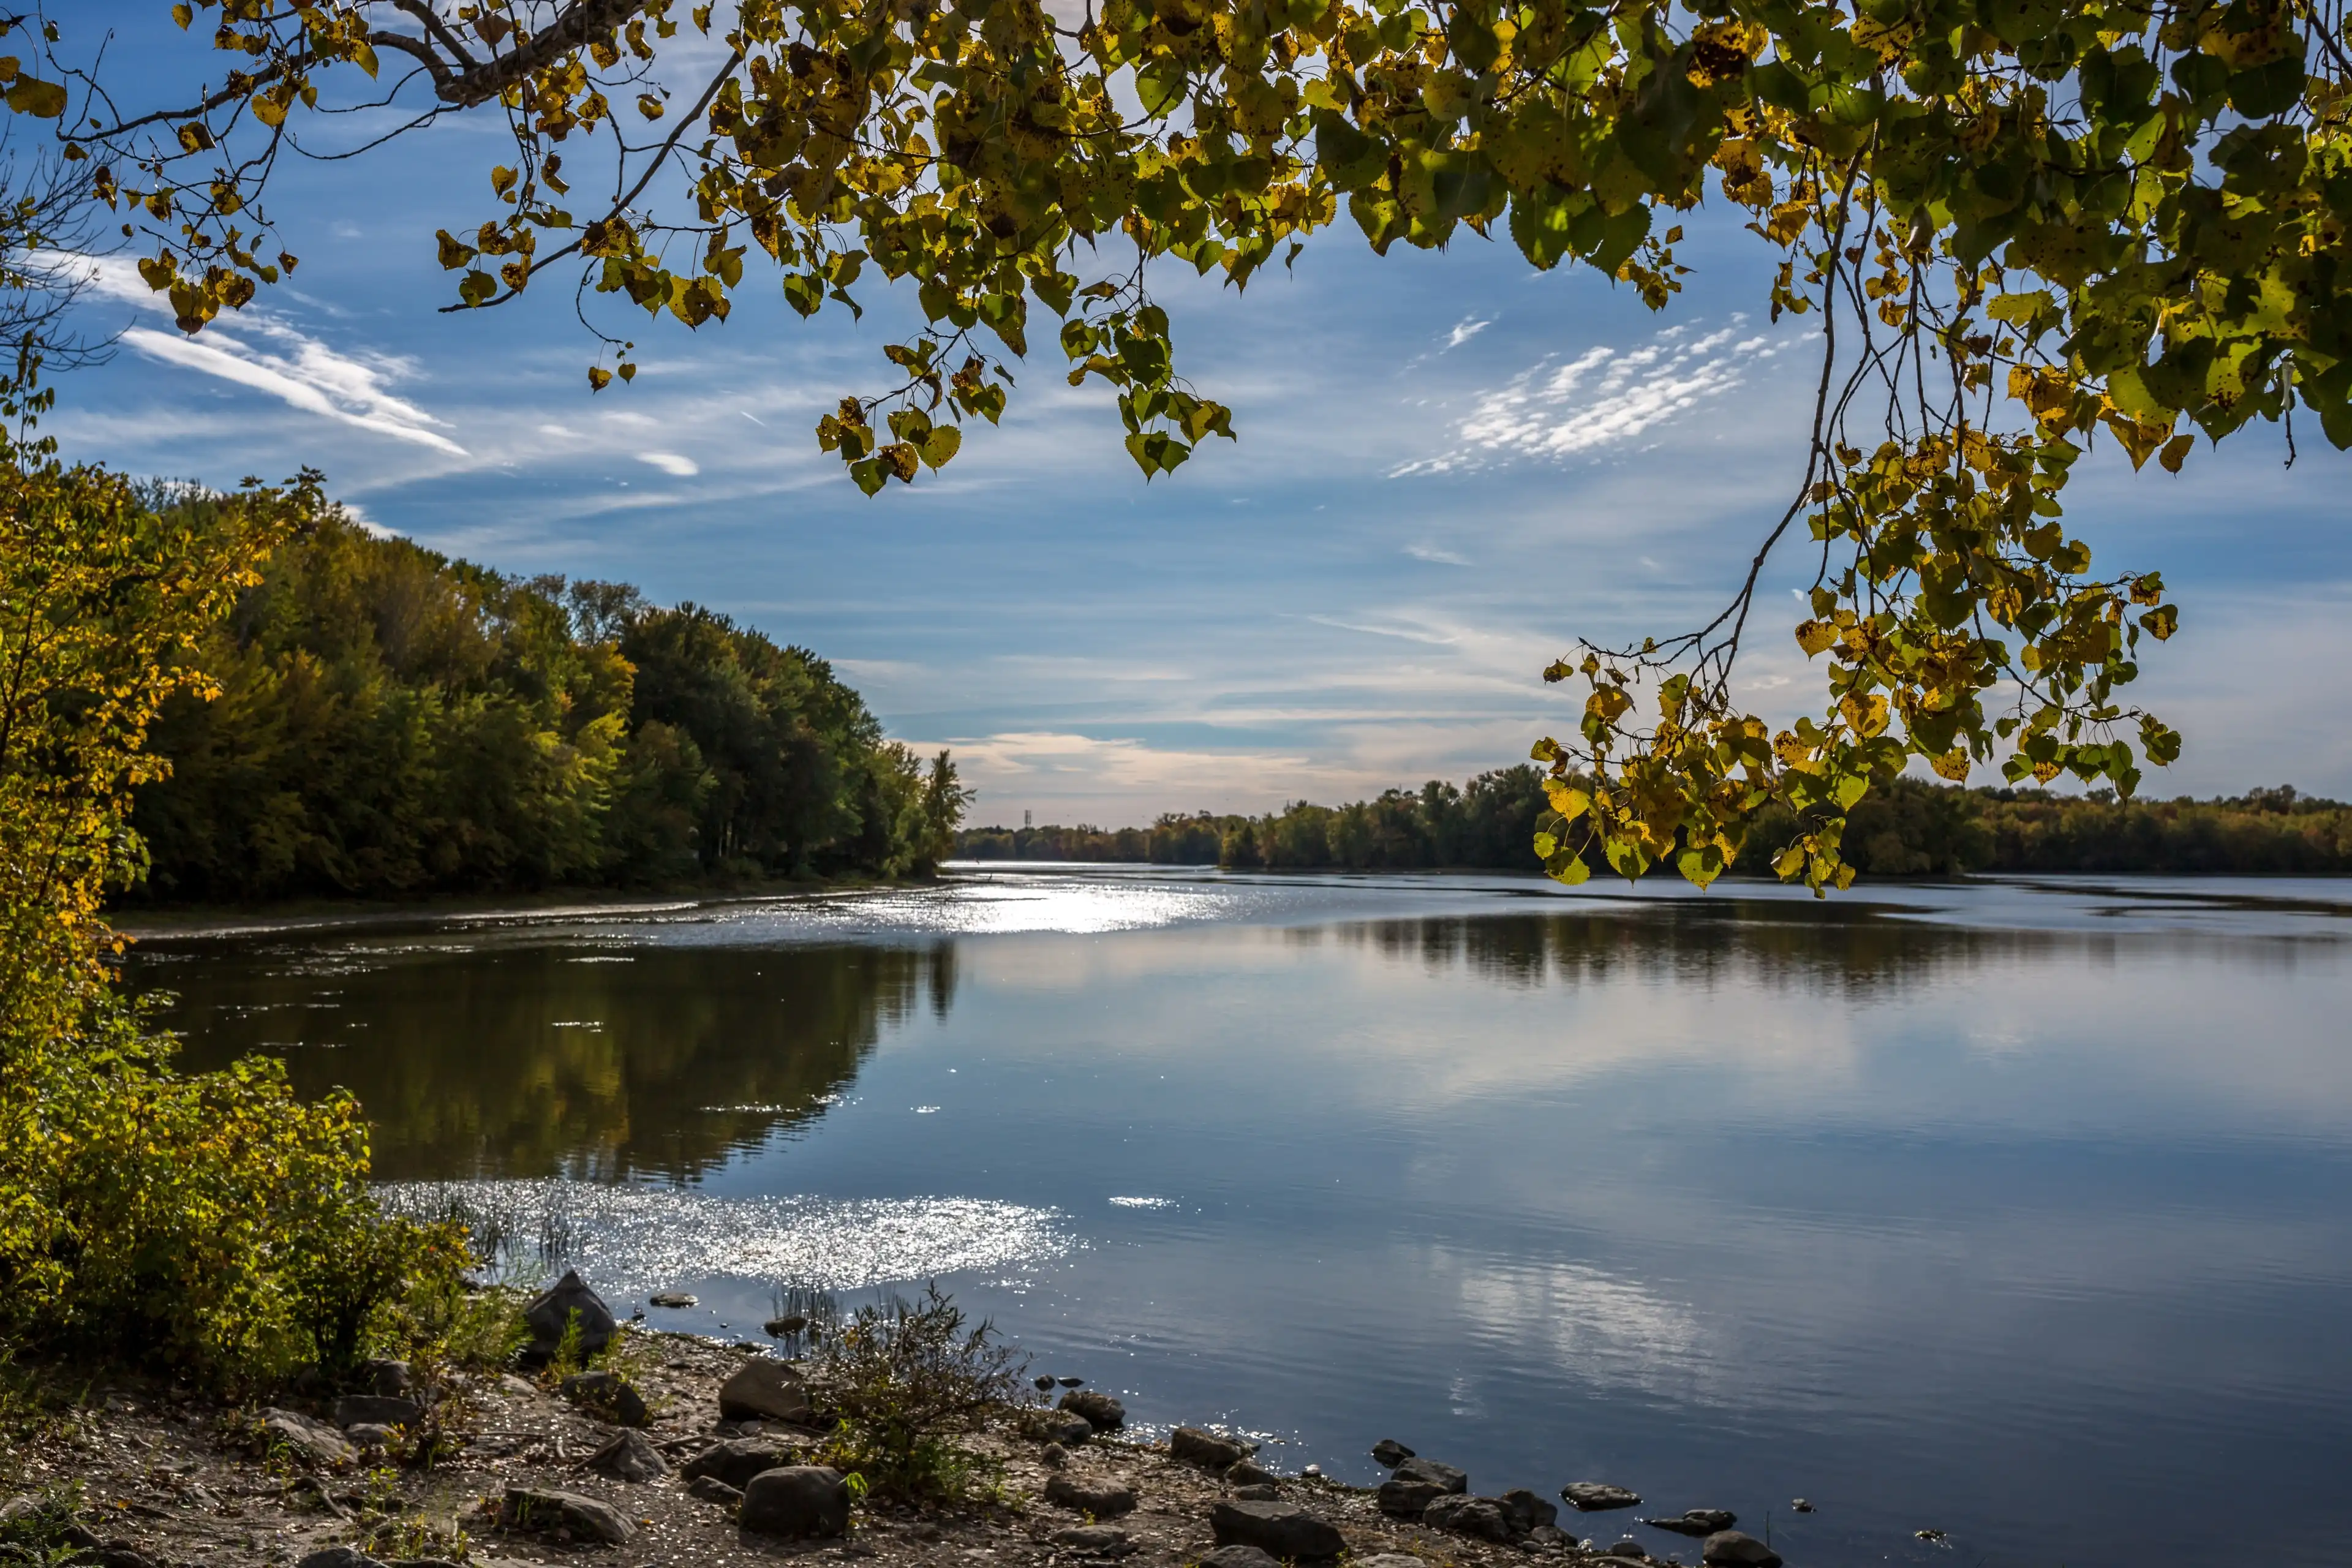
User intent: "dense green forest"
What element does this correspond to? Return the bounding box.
[124,497,967,903]
[960,773,2352,878]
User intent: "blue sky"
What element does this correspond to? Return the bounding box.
[46,9,2352,823]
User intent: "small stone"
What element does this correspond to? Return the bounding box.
[649,1292,699,1308]
[258,1408,355,1468]
[1057,1376,1086,1387]
[1789,1501,1814,1515]
[1042,1475,1137,1517]
[1209,1501,1344,1562]
[1034,1375,1057,1391]
[1607,1542,1649,1560]
[499,1486,635,1545]
[1526,1526,1574,1550]
[1231,1484,1281,1502]
[1370,1439,1415,1468]
[1424,1496,1513,1544]
[1199,1548,1280,1568]
[1391,1457,1468,1494]
[1036,1411,1094,1446]
[356,1360,413,1398]
[587,1429,669,1483]
[1914,1529,1947,1544]
[521,1270,617,1365]
[1170,1427,1256,1471]
[740,1466,851,1539]
[1041,1442,1069,1469]
[688,1476,744,1507]
[295,1549,383,1568]
[1225,1460,1278,1487]
[345,1423,399,1451]
[718,1358,813,1424]
[766,1316,809,1338]
[1355,1557,1425,1568]
[1302,1465,1322,1478]
[1700,1532,1780,1568]
[1501,1490,1559,1534]
[333,1394,423,1430]
[1058,1390,1124,1430]
[1562,1484,1643,1513]
[1646,1512,1736,1538]
[681,1438,798,1491]
[561,1370,650,1428]
[1051,1526,1134,1556]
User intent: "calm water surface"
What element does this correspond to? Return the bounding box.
[126,869,2352,1568]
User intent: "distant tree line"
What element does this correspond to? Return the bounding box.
[124,499,968,903]
[961,772,2352,878]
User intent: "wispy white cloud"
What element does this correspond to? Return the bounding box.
[1445,317,1492,349]
[67,254,467,456]
[637,451,699,477]
[1395,317,1790,477]
[1406,543,1472,566]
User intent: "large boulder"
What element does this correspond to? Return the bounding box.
[1500,1489,1560,1534]
[1208,1501,1345,1561]
[681,1438,799,1491]
[1563,1483,1643,1513]
[521,1271,617,1366]
[1034,1410,1095,1446]
[1058,1389,1125,1430]
[498,1487,635,1545]
[1423,1496,1513,1544]
[1376,1478,1446,1520]
[1200,1548,1281,1568]
[356,1361,413,1398]
[1170,1427,1256,1470]
[1391,1457,1468,1493]
[258,1408,355,1468]
[332,1395,422,1430]
[561,1370,649,1428]
[587,1430,669,1483]
[1370,1439,1415,1468]
[718,1358,813,1424]
[1647,1510,1738,1537]
[1702,1532,1781,1568]
[739,1466,850,1539]
[1043,1476,1138,1517]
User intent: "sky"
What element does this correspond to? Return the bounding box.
[40,7,2352,825]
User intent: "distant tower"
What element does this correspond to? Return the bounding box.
[1023,810,1032,829]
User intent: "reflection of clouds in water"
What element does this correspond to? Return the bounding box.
[380,1178,1073,1292]
[1434,1248,1716,1400]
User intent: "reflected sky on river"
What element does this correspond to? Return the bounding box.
[132,869,2352,1568]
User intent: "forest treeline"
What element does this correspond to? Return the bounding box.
[124,497,967,903]
[960,772,2352,877]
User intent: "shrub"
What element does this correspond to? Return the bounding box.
[812,1284,1028,1505]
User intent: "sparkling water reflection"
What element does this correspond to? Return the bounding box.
[130,870,2352,1568]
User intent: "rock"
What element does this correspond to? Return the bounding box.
[1043,1475,1137,1517]
[258,1408,355,1468]
[1302,1465,1322,1478]
[766,1316,809,1338]
[717,1358,813,1424]
[1392,1457,1468,1494]
[1170,1427,1256,1470]
[1058,1389,1125,1430]
[295,1550,383,1568]
[1052,1526,1135,1556]
[333,1394,423,1430]
[356,1360,412,1398]
[1370,1439,1415,1468]
[345,1423,399,1451]
[560,1370,650,1428]
[521,1270,617,1365]
[1057,1376,1087,1387]
[1355,1557,1425,1568]
[1225,1460,1278,1487]
[1527,1526,1575,1550]
[1209,1501,1345,1561]
[1789,1500,1814,1515]
[739,1466,851,1539]
[1563,1483,1643,1512]
[681,1438,799,1491]
[499,1486,636,1545]
[1041,1442,1070,1469]
[687,1476,744,1507]
[1200,1548,1281,1568]
[1230,1484,1282,1502]
[649,1291,699,1308]
[1425,1496,1515,1544]
[1034,1375,1057,1391]
[1036,1411,1094,1446]
[1376,1478,1446,1520]
[1646,1511,1737,1538]
[587,1430,669,1483]
[1701,1532,1780,1568]
[1501,1490,1560,1534]
[1606,1543,1649,1560]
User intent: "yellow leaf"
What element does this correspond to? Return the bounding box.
[1544,780,1590,822]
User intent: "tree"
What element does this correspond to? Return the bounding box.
[12,0,2351,887]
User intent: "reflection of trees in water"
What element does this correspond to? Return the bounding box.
[1324,900,2126,996]
[141,940,956,1182]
